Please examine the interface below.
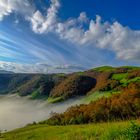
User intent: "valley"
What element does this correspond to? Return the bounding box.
[0,95,82,131]
[0,66,140,139]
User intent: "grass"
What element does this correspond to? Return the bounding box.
[47,96,64,103]
[81,91,120,104]
[1,120,139,140]
[47,91,120,104]
[56,73,66,77]
[92,66,140,72]
[76,71,85,75]
[30,89,48,100]
[111,73,128,81]
[111,66,140,87]
[112,73,140,87]
[30,89,41,99]
[92,66,115,72]
[120,76,140,87]
[128,76,140,83]
[120,66,140,70]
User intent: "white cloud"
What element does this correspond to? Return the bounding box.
[0,0,34,21]
[28,0,140,62]
[56,14,140,61]
[29,0,60,33]
[54,64,86,70]
[0,61,85,73]
[78,12,89,23]
[80,19,140,61]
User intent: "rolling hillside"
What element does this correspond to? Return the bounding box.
[0,66,140,102]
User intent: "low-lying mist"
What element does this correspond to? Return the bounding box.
[0,95,82,131]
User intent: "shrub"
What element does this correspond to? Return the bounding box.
[47,82,140,125]
[50,74,96,99]
[123,121,140,140]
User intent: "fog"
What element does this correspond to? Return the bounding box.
[0,95,82,131]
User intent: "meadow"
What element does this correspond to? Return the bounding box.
[1,120,140,140]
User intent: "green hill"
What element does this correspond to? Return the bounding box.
[1,120,140,140]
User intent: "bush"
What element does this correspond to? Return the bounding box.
[47,82,140,125]
[50,74,96,99]
[124,121,140,140]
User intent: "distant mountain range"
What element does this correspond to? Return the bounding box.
[0,70,14,74]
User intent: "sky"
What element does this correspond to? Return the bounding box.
[0,0,140,73]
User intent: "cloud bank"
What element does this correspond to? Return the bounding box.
[0,61,86,73]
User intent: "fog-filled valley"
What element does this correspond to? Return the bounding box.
[0,66,140,134]
[0,95,82,131]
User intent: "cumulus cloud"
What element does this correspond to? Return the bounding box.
[0,0,34,21]
[29,0,60,33]
[55,14,140,61]
[28,0,140,62]
[78,12,89,23]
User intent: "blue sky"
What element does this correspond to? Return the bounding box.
[0,0,140,73]
[61,0,140,29]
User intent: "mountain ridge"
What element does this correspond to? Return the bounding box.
[0,70,14,74]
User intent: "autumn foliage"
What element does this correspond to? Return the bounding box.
[47,82,140,125]
[50,74,96,99]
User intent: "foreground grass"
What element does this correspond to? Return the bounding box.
[1,121,137,140]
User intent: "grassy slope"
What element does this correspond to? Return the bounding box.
[47,90,120,104]
[93,65,139,72]
[0,121,134,140]
[111,73,140,87]
[92,66,115,72]
[79,66,136,104]
[81,91,120,104]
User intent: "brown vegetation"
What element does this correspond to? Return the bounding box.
[47,82,140,125]
[128,70,140,79]
[50,74,96,99]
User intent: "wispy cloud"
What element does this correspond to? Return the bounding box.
[0,26,91,73]
[0,28,65,64]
